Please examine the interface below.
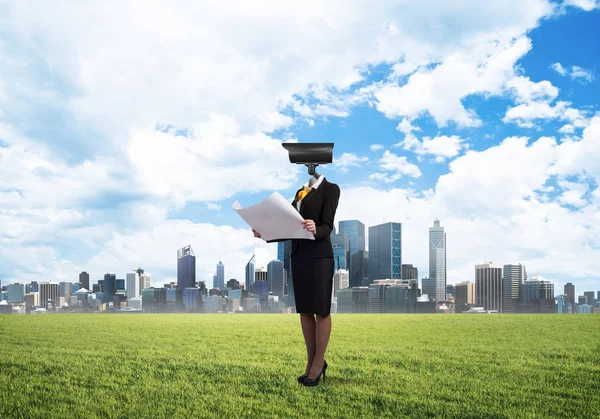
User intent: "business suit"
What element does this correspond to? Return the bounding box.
[267,175,340,316]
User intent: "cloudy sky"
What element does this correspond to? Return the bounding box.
[1,0,599,297]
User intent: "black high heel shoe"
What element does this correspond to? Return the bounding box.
[302,360,327,387]
[297,374,308,383]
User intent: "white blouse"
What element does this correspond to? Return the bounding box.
[296,174,325,212]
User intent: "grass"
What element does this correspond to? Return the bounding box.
[0,313,599,418]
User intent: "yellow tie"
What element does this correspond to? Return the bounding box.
[296,185,312,201]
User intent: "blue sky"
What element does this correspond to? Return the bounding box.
[0,0,599,298]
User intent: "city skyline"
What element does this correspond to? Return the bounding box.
[1,3,600,301]
[1,215,599,294]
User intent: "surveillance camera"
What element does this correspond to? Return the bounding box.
[282,142,334,164]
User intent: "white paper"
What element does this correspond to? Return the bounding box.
[232,191,315,241]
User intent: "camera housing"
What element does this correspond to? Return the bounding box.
[282,142,334,175]
[282,142,333,164]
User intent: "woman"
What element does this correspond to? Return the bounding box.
[252,173,340,387]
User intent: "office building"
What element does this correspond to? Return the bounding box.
[338,220,366,286]
[177,245,196,291]
[475,262,503,311]
[503,264,527,313]
[333,269,350,297]
[39,281,59,309]
[455,281,475,313]
[368,284,387,313]
[402,264,418,281]
[331,231,350,272]
[446,284,456,299]
[59,282,72,300]
[214,260,225,289]
[337,287,369,313]
[564,282,575,306]
[521,275,555,313]
[421,277,435,301]
[79,272,90,290]
[351,250,369,288]
[267,260,285,297]
[429,219,446,301]
[227,279,240,290]
[103,274,116,304]
[368,222,402,282]
[245,254,256,296]
[7,283,25,303]
[126,271,140,299]
[277,241,294,306]
[584,291,595,307]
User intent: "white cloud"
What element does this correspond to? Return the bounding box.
[505,76,559,103]
[373,35,537,127]
[394,118,466,162]
[550,62,568,76]
[370,144,384,151]
[334,152,369,173]
[377,150,422,179]
[127,116,298,208]
[550,62,594,83]
[368,172,402,184]
[557,180,588,207]
[570,66,594,83]
[562,0,600,11]
[503,100,590,128]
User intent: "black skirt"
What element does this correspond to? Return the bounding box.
[291,251,334,316]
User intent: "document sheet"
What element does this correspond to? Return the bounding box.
[232,191,315,241]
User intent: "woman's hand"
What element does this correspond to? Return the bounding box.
[252,228,262,239]
[302,219,316,235]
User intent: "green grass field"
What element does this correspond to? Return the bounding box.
[0,313,599,418]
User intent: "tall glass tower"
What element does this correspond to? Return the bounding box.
[429,219,446,301]
[339,220,366,286]
[215,260,225,289]
[368,222,402,282]
[245,254,256,294]
[331,231,350,272]
[103,273,116,303]
[177,245,196,291]
[277,240,294,306]
[267,259,285,297]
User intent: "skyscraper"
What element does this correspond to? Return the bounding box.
[502,264,527,313]
[103,274,116,304]
[429,219,446,301]
[401,264,418,281]
[368,222,401,283]
[245,254,256,294]
[331,231,350,272]
[79,272,90,290]
[564,282,575,306]
[339,220,366,286]
[177,246,196,291]
[584,291,595,307]
[350,250,369,288]
[521,275,555,313]
[126,271,140,299]
[40,281,59,309]
[267,259,285,297]
[475,263,502,311]
[277,240,294,305]
[214,260,225,289]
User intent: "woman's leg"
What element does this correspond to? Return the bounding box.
[307,313,331,378]
[300,313,316,374]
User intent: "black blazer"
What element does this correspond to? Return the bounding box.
[266,177,340,258]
